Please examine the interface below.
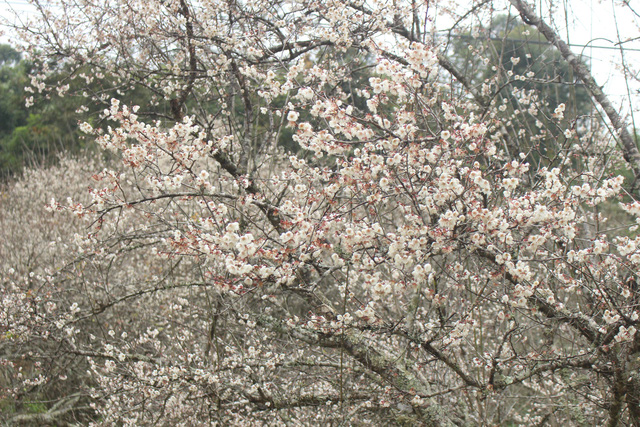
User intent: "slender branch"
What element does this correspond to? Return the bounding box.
[245,391,370,411]
[255,314,455,426]
[212,151,284,233]
[475,248,600,343]
[94,190,279,231]
[9,393,90,426]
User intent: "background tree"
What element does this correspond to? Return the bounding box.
[2,0,640,425]
[451,14,592,114]
[0,43,156,178]
[445,12,608,186]
[0,44,83,177]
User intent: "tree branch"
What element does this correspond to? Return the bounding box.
[255,314,455,426]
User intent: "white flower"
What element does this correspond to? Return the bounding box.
[287,111,299,122]
[603,310,621,324]
[614,325,637,343]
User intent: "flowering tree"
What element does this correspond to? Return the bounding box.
[3,0,640,425]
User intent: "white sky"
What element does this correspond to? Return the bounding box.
[2,0,640,123]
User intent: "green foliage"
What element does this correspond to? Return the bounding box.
[23,400,48,414]
[0,46,28,137]
[0,113,79,174]
[0,44,83,177]
[0,44,21,67]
